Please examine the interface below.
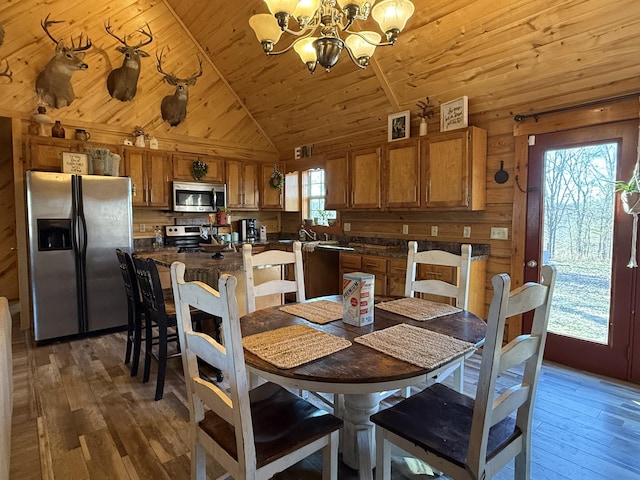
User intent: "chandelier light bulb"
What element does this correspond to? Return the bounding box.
[294,37,319,73]
[372,0,415,41]
[294,0,322,23]
[263,0,300,16]
[345,31,381,64]
[249,14,283,52]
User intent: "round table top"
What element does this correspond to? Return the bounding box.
[240,295,486,394]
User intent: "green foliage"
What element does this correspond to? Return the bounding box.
[614,176,639,193]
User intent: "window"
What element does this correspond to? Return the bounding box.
[304,168,336,225]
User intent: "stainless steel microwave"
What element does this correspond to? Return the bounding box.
[172,181,226,213]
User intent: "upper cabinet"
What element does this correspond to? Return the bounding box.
[325,152,350,210]
[28,137,82,171]
[384,138,420,209]
[226,160,258,210]
[421,126,487,210]
[124,148,171,209]
[351,146,382,209]
[325,147,382,210]
[172,153,225,183]
[260,163,284,210]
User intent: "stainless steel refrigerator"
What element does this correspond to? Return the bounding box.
[26,171,133,342]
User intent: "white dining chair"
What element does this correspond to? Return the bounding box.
[242,242,306,314]
[405,241,472,392]
[170,262,342,480]
[372,265,557,480]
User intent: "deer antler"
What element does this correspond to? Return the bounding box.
[155,48,177,82]
[41,14,64,45]
[0,58,12,83]
[133,23,153,49]
[105,20,153,49]
[104,19,127,46]
[41,13,92,51]
[186,56,203,82]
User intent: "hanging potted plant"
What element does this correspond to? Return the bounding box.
[616,163,640,267]
[192,160,208,181]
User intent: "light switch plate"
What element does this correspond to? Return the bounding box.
[343,222,351,232]
[402,224,409,235]
[140,224,146,232]
[490,227,509,240]
[463,226,471,238]
[431,226,438,236]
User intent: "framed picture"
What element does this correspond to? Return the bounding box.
[440,96,469,132]
[61,152,89,175]
[388,110,410,142]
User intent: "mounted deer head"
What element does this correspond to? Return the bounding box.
[156,49,202,127]
[35,14,92,109]
[0,59,12,83]
[105,20,152,101]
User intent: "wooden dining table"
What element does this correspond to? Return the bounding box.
[240,295,486,480]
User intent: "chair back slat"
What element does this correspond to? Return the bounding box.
[171,262,257,471]
[498,335,539,373]
[467,265,556,476]
[404,241,471,309]
[192,377,234,424]
[186,331,229,374]
[490,384,531,427]
[243,242,306,313]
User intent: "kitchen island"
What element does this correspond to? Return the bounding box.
[139,249,280,316]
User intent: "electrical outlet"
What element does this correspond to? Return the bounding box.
[402,224,409,235]
[139,224,146,232]
[431,226,438,236]
[490,227,509,240]
[343,222,351,232]
[463,226,471,238]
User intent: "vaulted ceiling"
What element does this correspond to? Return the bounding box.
[165,0,640,156]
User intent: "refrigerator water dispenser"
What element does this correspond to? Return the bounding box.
[37,219,72,251]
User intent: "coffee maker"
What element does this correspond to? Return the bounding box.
[237,219,257,243]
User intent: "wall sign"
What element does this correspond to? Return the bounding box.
[440,96,469,132]
[61,152,89,175]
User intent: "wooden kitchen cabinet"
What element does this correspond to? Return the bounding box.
[325,152,349,210]
[124,148,171,209]
[350,146,382,209]
[384,139,420,208]
[420,126,487,210]
[339,252,387,295]
[260,163,284,210]
[284,171,299,212]
[172,153,225,183]
[226,160,258,210]
[28,136,82,171]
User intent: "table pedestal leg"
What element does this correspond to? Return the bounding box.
[342,393,380,479]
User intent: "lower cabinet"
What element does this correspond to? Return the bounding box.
[339,251,487,317]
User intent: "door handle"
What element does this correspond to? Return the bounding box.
[526,260,538,268]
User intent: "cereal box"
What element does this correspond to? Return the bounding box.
[342,272,375,326]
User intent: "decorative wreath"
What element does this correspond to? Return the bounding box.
[269,164,284,190]
[192,160,208,181]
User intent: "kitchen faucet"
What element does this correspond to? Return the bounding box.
[299,225,317,241]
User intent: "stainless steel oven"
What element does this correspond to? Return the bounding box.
[172,181,226,213]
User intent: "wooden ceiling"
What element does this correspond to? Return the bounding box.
[165,0,640,156]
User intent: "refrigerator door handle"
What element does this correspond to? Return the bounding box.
[75,176,89,333]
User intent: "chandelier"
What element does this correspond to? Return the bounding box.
[249,0,415,73]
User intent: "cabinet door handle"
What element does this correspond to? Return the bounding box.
[425,187,428,202]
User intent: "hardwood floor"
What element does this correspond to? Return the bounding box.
[9,311,640,479]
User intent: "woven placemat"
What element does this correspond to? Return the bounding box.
[354,324,474,370]
[243,324,351,369]
[376,297,461,321]
[279,300,343,324]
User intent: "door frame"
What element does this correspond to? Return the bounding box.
[524,120,637,380]
[512,97,640,382]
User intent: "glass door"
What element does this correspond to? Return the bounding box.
[525,120,638,380]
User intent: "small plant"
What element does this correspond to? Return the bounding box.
[614,177,639,193]
[192,160,208,180]
[133,125,148,138]
[416,96,434,119]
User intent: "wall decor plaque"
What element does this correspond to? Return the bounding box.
[440,96,469,132]
[61,152,89,175]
